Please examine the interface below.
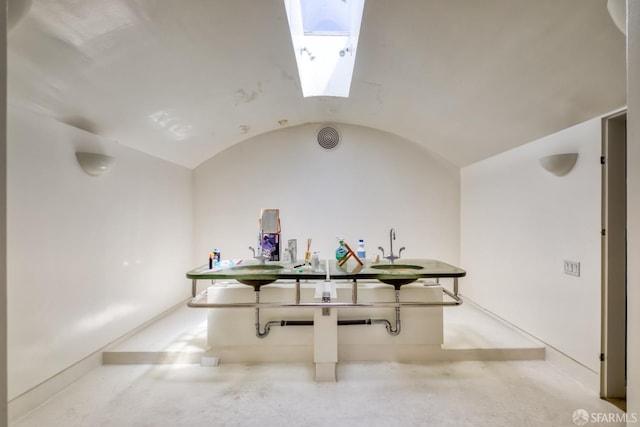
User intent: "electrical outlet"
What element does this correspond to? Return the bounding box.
[564,260,580,277]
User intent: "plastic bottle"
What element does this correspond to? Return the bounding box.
[335,237,348,261]
[357,239,366,260]
[213,248,221,268]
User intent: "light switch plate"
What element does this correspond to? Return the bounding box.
[564,260,580,277]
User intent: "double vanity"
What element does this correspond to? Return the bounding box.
[187,258,465,294]
[186,258,466,381]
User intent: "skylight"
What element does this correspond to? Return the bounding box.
[284,0,365,98]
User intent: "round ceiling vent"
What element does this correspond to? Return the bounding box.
[316,126,340,150]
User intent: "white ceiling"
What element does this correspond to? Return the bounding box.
[7,0,626,169]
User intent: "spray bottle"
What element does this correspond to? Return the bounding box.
[335,236,348,262]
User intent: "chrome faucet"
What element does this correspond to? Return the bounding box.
[249,246,270,264]
[378,228,405,264]
[249,231,271,264]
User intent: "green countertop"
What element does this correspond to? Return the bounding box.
[186,258,466,285]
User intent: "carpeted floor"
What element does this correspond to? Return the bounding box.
[11,360,624,427]
[10,300,626,427]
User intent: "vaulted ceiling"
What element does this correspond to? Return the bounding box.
[7,0,626,169]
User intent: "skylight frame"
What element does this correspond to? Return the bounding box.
[284,0,365,98]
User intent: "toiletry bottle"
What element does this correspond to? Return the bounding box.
[288,239,297,264]
[213,248,221,268]
[357,239,366,261]
[335,237,348,261]
[209,252,214,269]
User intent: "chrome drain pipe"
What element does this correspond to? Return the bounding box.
[256,289,316,338]
[372,290,401,336]
[256,317,401,338]
[256,318,281,338]
[255,291,267,338]
[257,317,316,338]
[254,287,404,338]
[254,291,288,338]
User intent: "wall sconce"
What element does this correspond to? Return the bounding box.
[607,0,626,36]
[539,153,578,177]
[75,152,115,176]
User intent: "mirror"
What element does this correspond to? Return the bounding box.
[260,209,280,234]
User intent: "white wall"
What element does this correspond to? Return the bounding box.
[461,117,603,371]
[627,0,640,420]
[194,124,460,269]
[6,106,193,399]
[1,1,7,424]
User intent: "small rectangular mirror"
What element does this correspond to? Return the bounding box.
[260,209,280,234]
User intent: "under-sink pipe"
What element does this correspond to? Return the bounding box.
[253,288,403,339]
[256,317,401,339]
[371,290,401,336]
[255,317,402,339]
[256,318,280,338]
[256,290,315,337]
[255,291,270,338]
[388,290,402,335]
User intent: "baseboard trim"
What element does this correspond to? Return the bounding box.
[8,349,102,423]
[543,344,600,393]
[102,351,205,365]
[102,298,194,352]
[8,298,192,423]
[461,295,599,393]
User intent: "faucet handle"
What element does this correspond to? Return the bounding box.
[378,246,386,257]
[249,246,256,257]
[398,247,406,258]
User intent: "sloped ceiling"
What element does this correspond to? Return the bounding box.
[7,0,626,169]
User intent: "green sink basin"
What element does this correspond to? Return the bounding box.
[370,264,424,271]
[231,264,283,271]
[370,264,424,289]
[230,264,283,290]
